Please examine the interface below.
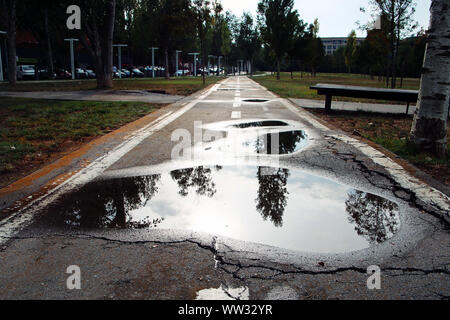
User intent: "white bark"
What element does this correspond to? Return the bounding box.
[411,0,450,157]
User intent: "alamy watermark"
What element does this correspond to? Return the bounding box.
[367,265,381,290]
[66,5,81,30]
[66,265,81,290]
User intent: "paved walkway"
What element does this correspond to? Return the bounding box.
[0,90,184,104]
[0,76,448,300]
[290,98,416,115]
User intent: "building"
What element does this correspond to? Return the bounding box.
[321,37,365,56]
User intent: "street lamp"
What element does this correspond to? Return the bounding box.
[64,38,79,80]
[188,53,199,77]
[0,31,6,82]
[149,47,159,78]
[175,50,182,77]
[113,44,128,79]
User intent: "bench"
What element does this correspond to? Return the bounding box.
[310,83,419,115]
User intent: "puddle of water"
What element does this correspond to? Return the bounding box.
[243,99,269,103]
[196,285,249,300]
[39,165,400,253]
[201,130,309,156]
[230,121,289,129]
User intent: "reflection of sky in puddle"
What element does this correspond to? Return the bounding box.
[202,130,309,156]
[42,166,400,254]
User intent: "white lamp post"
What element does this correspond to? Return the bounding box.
[64,38,79,80]
[150,47,159,78]
[113,44,128,79]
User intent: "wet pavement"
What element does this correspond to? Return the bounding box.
[0,76,449,300]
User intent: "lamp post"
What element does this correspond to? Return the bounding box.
[175,50,182,77]
[0,31,6,81]
[64,38,79,80]
[188,53,199,77]
[113,44,128,79]
[150,47,159,78]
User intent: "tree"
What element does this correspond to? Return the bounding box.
[0,0,17,84]
[73,0,117,89]
[257,0,299,80]
[193,0,212,85]
[362,0,418,88]
[410,0,449,158]
[305,19,324,77]
[236,13,261,76]
[344,30,358,73]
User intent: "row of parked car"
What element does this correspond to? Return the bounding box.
[15,64,224,81]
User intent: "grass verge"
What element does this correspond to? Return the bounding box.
[252,72,420,103]
[308,109,450,187]
[0,97,162,187]
[0,76,224,96]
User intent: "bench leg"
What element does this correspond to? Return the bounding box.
[325,95,332,113]
[406,102,410,116]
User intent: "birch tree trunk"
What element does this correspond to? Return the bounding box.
[410,0,450,158]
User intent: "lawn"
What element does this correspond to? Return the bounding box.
[308,109,450,187]
[0,97,161,187]
[0,76,224,96]
[252,72,420,103]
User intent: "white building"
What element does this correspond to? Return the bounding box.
[321,37,365,56]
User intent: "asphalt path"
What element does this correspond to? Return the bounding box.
[0,76,448,300]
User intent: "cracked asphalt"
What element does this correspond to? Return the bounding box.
[0,76,449,300]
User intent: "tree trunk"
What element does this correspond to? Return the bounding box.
[44,8,54,78]
[96,0,115,89]
[164,48,169,79]
[410,0,450,158]
[6,0,16,84]
[276,59,280,80]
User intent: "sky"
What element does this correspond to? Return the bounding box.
[221,0,432,37]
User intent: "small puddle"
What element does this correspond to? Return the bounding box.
[38,165,400,253]
[243,99,269,103]
[230,121,289,129]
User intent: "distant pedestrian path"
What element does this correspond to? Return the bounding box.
[290,98,417,115]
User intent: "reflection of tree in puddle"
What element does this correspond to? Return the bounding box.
[170,166,222,197]
[54,175,161,229]
[255,167,290,227]
[255,130,307,155]
[345,191,400,243]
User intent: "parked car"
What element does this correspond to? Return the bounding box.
[112,66,125,78]
[55,68,72,79]
[38,68,56,80]
[85,69,96,79]
[75,68,88,79]
[131,68,144,77]
[120,69,131,78]
[17,65,36,80]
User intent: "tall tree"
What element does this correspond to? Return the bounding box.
[74,0,117,89]
[410,0,449,158]
[193,0,212,85]
[0,0,17,84]
[362,0,418,88]
[236,13,261,76]
[305,19,324,77]
[344,30,358,73]
[257,0,299,80]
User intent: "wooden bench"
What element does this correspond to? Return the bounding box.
[310,83,419,115]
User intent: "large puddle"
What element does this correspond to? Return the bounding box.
[39,165,400,253]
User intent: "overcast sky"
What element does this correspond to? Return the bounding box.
[221,0,432,37]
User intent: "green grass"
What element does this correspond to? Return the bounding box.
[252,72,420,103]
[0,76,224,96]
[0,97,161,174]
